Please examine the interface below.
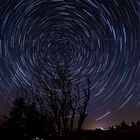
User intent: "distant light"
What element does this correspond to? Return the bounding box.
[100,127,105,130]
[33,138,44,140]
[95,127,109,131]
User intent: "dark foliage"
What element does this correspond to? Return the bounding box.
[0,97,55,140]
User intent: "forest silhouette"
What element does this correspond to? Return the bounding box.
[1,96,140,140]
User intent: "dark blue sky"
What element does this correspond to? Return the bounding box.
[0,0,140,129]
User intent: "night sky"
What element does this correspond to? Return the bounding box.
[0,0,140,129]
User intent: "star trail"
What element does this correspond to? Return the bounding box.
[0,0,140,128]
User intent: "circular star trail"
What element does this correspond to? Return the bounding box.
[1,0,140,125]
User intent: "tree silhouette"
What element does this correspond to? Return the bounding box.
[77,79,91,131]
[131,121,136,128]
[2,53,91,137]
[120,121,129,129]
[3,97,26,139]
[136,120,140,127]
[1,95,56,139]
[31,61,91,135]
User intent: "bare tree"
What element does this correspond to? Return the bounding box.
[30,59,91,135]
[77,79,91,131]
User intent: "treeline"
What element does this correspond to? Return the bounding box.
[109,120,140,131]
[1,97,140,140]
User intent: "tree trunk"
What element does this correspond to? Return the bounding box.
[78,113,87,131]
